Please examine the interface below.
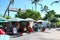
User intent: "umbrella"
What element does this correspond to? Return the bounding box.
[25,18,35,21]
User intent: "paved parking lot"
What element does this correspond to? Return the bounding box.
[10,28,60,40]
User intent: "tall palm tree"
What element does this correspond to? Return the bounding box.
[3,0,14,17]
[31,0,41,11]
[51,0,60,5]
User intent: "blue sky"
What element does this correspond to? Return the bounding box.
[0,0,60,18]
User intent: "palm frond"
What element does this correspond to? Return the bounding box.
[51,1,59,5]
[44,5,49,10]
[29,0,33,1]
[10,0,14,4]
[32,0,40,3]
[38,3,43,9]
[41,9,44,11]
[59,0,60,1]
[38,3,42,6]
[36,0,40,2]
[32,1,35,4]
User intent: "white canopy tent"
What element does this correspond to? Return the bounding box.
[37,20,49,27]
[25,18,35,21]
[0,16,8,22]
[0,17,7,21]
[24,18,35,28]
[37,20,43,22]
[8,18,25,22]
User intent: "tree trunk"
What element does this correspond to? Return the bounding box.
[32,6,33,10]
[3,2,11,17]
[35,3,37,11]
[8,8,9,16]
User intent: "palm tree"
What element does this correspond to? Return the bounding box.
[38,3,49,12]
[3,0,14,17]
[31,0,41,11]
[40,5,49,13]
[51,0,60,5]
[42,5,49,12]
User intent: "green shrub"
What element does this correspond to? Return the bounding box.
[5,16,11,19]
[56,20,60,27]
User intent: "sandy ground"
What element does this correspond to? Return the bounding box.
[10,28,60,40]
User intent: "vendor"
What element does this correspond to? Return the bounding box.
[4,24,10,35]
[16,22,20,32]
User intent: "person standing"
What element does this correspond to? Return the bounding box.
[4,23,10,35]
[12,26,17,37]
[16,22,20,33]
[13,26,17,35]
[23,27,27,33]
[19,27,23,36]
[47,23,50,30]
[33,22,38,31]
[37,23,40,32]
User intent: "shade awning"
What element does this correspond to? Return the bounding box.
[0,17,7,21]
[8,18,25,22]
[25,18,35,21]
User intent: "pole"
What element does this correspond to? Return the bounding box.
[8,7,9,16]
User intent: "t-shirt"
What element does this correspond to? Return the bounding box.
[24,28,27,31]
[13,27,17,34]
[37,24,40,29]
[30,22,34,28]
